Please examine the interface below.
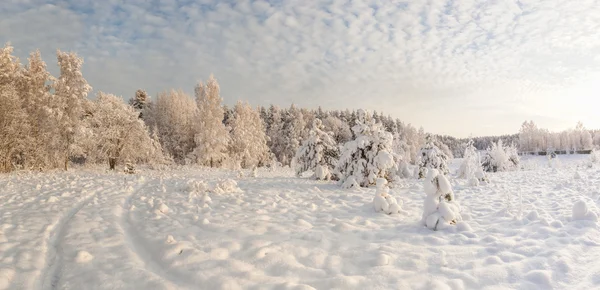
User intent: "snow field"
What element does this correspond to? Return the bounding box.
[0,155,599,289]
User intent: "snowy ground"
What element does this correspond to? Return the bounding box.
[1,155,600,290]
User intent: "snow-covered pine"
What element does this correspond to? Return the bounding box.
[335,109,398,187]
[481,140,520,172]
[188,75,230,167]
[128,89,149,119]
[321,115,352,144]
[53,50,92,170]
[372,178,402,214]
[417,135,450,178]
[82,92,161,170]
[229,101,270,169]
[421,169,462,230]
[266,105,286,165]
[279,104,306,166]
[392,133,413,178]
[457,139,486,184]
[294,119,339,180]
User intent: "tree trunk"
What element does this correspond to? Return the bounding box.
[109,158,117,170]
[64,154,69,171]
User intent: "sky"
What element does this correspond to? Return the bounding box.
[1,0,599,137]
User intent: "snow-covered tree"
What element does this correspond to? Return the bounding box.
[83,92,161,170]
[0,44,29,172]
[53,50,92,170]
[229,101,270,169]
[457,140,480,178]
[0,84,30,172]
[129,89,149,118]
[279,105,306,166]
[421,169,462,230]
[457,140,487,185]
[321,115,352,144]
[373,178,402,214]
[19,50,61,170]
[335,109,397,187]
[481,140,520,172]
[266,105,285,164]
[294,119,339,180]
[189,75,230,167]
[418,135,449,178]
[153,89,197,164]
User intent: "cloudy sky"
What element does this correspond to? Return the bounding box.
[1,0,599,137]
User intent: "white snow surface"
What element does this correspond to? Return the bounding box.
[0,155,599,289]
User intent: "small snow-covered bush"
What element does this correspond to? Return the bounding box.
[481,140,520,172]
[372,178,402,214]
[457,140,484,181]
[187,180,209,193]
[212,179,242,194]
[295,119,339,180]
[124,163,136,174]
[421,169,462,230]
[418,135,449,179]
[314,164,332,181]
[572,200,598,222]
[335,110,398,187]
[341,176,360,189]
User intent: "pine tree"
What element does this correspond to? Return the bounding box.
[418,135,449,178]
[295,119,339,180]
[280,104,306,166]
[229,101,270,168]
[129,89,149,118]
[189,75,230,167]
[336,109,397,187]
[457,139,484,182]
[481,140,520,172]
[267,105,285,164]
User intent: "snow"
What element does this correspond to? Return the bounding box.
[0,155,599,289]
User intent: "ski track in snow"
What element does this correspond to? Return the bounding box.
[41,183,102,290]
[1,156,600,289]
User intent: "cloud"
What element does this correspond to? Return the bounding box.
[1,0,599,137]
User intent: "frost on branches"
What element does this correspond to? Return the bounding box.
[229,101,270,169]
[82,92,163,170]
[294,119,339,180]
[372,178,402,214]
[189,75,230,167]
[457,140,486,184]
[481,140,520,172]
[335,109,397,187]
[418,135,449,179]
[422,169,462,230]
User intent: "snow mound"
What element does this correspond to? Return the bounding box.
[572,200,598,222]
[574,171,582,180]
[75,251,94,263]
[187,180,209,193]
[341,176,360,189]
[212,179,242,194]
[315,165,332,181]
